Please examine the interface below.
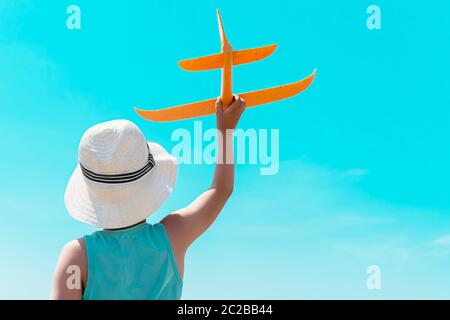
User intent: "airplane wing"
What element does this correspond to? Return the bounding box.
[233,44,277,67]
[178,44,277,71]
[135,98,217,122]
[135,69,316,122]
[240,69,316,107]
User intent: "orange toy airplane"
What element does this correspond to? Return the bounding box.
[135,10,316,122]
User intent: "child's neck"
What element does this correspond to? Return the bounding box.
[104,220,146,231]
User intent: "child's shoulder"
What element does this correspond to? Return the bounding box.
[55,238,88,291]
[60,238,87,268]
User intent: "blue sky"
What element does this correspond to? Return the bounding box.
[1,0,450,299]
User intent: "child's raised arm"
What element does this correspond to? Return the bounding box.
[161,96,246,277]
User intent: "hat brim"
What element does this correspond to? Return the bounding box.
[64,142,177,229]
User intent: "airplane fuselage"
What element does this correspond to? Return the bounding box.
[221,46,234,108]
[218,10,234,108]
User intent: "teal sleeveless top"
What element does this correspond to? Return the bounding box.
[82,222,182,300]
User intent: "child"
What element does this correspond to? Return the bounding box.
[51,96,246,300]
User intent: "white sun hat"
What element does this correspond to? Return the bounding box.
[64,119,177,229]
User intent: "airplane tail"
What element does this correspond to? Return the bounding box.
[179,9,277,71]
[178,44,277,71]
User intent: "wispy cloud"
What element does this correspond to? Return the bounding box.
[224,159,448,264]
[344,168,369,177]
[425,235,450,257]
[432,235,450,246]
[189,158,450,298]
[332,242,412,264]
[0,199,21,212]
[334,213,395,226]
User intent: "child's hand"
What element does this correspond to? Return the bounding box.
[216,95,246,131]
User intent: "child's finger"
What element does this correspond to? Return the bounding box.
[228,96,243,112]
[234,97,246,114]
[238,97,246,110]
[236,102,246,119]
[215,97,223,113]
[238,101,246,115]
